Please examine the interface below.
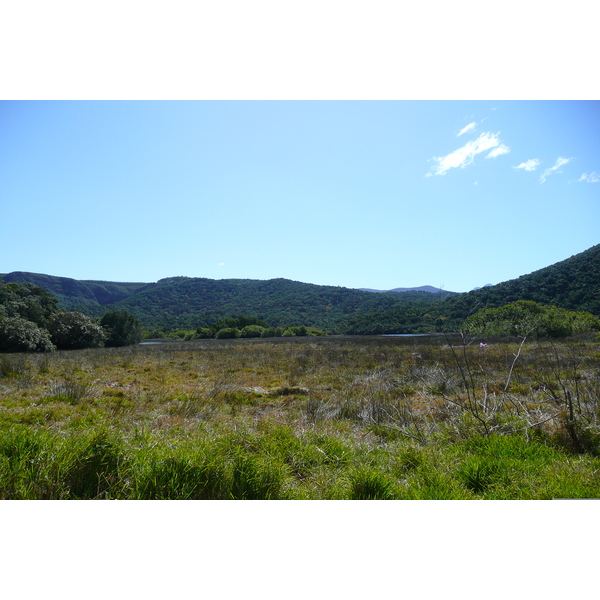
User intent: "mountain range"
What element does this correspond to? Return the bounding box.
[2,243,599,334]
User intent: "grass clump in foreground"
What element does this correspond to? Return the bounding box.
[1,335,599,499]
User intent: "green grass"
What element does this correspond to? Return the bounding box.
[1,336,599,499]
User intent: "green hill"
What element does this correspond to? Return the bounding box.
[2,244,598,334]
[0,271,444,332]
[342,244,600,334]
[432,243,600,329]
[110,277,444,331]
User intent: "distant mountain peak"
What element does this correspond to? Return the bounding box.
[359,285,457,295]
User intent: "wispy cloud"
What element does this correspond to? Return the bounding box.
[428,132,507,176]
[539,157,572,183]
[577,172,599,183]
[457,122,476,137]
[486,144,510,159]
[514,159,541,172]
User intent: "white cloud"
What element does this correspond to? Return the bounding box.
[486,144,510,158]
[539,157,572,183]
[514,159,541,172]
[429,132,505,176]
[577,172,599,183]
[457,122,476,137]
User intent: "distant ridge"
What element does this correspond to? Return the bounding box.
[2,244,599,334]
[360,285,457,295]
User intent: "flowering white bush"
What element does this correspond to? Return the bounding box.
[48,312,106,350]
[0,316,56,353]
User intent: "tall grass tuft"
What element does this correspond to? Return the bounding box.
[348,467,396,500]
[134,452,229,500]
[456,458,501,494]
[60,430,125,499]
[0,355,31,379]
[230,454,289,500]
[0,426,63,499]
[46,377,97,404]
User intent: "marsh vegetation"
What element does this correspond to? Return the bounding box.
[1,335,599,499]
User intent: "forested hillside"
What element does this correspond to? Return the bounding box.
[342,244,600,334]
[430,243,600,330]
[0,272,443,332]
[110,277,443,331]
[2,244,598,334]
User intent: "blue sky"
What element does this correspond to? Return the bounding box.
[1,100,598,292]
[1,100,599,292]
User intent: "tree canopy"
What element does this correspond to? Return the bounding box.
[100,310,143,347]
[0,281,141,352]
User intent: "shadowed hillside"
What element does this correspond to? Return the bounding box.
[1,272,147,316]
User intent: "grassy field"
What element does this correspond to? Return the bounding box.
[1,334,599,499]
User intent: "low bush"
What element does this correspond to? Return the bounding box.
[194,327,213,339]
[240,325,266,338]
[216,327,240,339]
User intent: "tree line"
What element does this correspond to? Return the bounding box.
[145,315,326,341]
[0,282,143,352]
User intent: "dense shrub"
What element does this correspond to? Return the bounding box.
[464,301,600,338]
[48,311,106,350]
[100,310,143,347]
[215,327,239,339]
[240,325,265,338]
[288,326,308,336]
[194,327,214,339]
[0,316,55,353]
[261,327,284,338]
